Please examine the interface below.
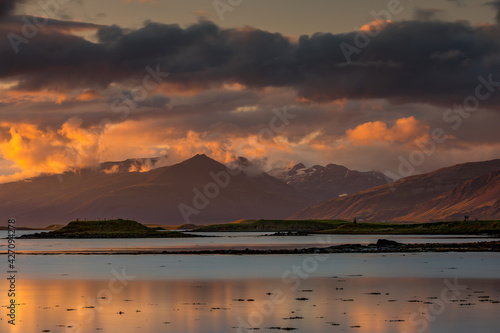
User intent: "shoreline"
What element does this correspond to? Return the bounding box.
[1,240,499,255]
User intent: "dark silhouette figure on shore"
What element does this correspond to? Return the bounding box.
[464,215,470,222]
[353,218,357,224]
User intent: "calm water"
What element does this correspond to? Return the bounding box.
[1,277,499,333]
[0,253,499,332]
[1,231,498,253]
[1,233,499,332]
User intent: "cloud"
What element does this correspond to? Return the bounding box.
[345,117,430,146]
[430,49,465,61]
[0,0,18,19]
[0,81,497,181]
[1,18,500,109]
[1,15,500,181]
[3,15,103,31]
[0,117,101,182]
[447,0,465,7]
[486,0,500,23]
[103,164,120,174]
[359,19,391,33]
[413,8,445,21]
[228,156,269,177]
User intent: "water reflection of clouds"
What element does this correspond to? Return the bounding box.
[1,278,498,333]
[6,253,500,280]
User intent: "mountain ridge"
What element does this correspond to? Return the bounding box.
[3,155,499,227]
[269,162,390,203]
[0,154,311,227]
[291,159,500,222]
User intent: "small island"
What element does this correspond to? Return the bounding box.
[18,219,203,239]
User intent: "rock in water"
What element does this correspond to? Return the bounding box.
[376,239,401,247]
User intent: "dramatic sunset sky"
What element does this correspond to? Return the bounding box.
[1,0,500,182]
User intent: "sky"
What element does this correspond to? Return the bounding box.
[1,0,500,182]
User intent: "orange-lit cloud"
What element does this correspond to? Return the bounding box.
[331,98,348,110]
[0,117,101,183]
[75,90,101,102]
[2,89,69,104]
[1,88,102,104]
[359,19,392,33]
[157,82,207,97]
[345,117,430,146]
[296,96,312,103]
[102,164,120,174]
[98,118,305,169]
[222,82,247,91]
[101,126,236,165]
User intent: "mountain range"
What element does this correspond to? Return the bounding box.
[269,162,389,203]
[0,155,306,227]
[1,154,499,227]
[291,159,500,222]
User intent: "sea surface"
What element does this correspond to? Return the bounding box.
[1,230,498,253]
[1,233,499,332]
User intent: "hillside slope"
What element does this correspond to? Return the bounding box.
[291,159,500,222]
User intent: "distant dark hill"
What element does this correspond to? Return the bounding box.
[1,154,310,227]
[194,219,344,232]
[18,219,198,238]
[56,219,152,234]
[291,159,500,222]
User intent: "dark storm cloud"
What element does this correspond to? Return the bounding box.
[293,20,500,107]
[413,8,445,21]
[4,15,104,30]
[3,18,500,108]
[0,0,18,19]
[447,0,465,7]
[96,24,125,43]
[486,0,500,23]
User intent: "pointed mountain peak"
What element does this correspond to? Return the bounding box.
[172,154,226,172]
[183,154,219,164]
[192,153,209,159]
